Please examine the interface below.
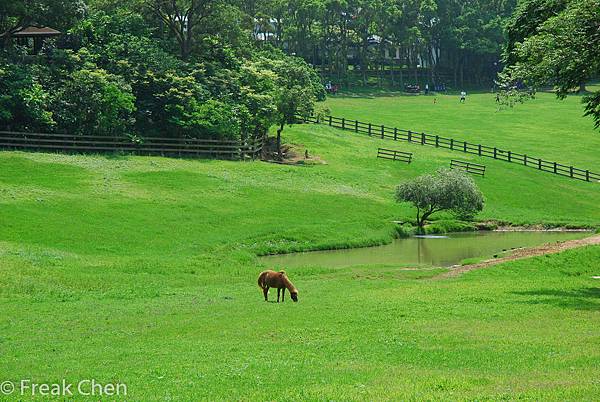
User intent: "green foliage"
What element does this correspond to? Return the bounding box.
[183,99,241,140]
[424,219,478,234]
[52,68,135,136]
[502,0,600,128]
[0,5,322,143]
[396,168,484,228]
[251,0,516,88]
[0,63,55,132]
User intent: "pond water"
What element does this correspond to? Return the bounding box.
[261,231,589,268]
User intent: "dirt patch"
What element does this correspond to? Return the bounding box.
[262,139,326,165]
[436,234,600,279]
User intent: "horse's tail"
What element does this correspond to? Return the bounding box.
[257,271,266,289]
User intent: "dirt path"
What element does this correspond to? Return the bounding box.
[436,234,600,279]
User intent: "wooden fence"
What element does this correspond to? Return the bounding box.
[377,148,412,163]
[0,131,263,160]
[303,115,600,183]
[451,159,486,176]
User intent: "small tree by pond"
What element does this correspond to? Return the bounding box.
[396,168,484,230]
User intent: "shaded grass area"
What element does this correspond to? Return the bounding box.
[0,94,599,399]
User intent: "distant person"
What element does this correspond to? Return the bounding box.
[495,93,500,103]
[433,97,437,104]
[460,91,466,103]
[425,84,429,95]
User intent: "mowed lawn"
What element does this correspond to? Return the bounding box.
[324,89,600,170]
[0,96,599,400]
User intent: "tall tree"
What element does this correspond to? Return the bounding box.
[146,0,222,59]
[502,0,600,128]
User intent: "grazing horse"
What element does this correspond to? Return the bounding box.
[257,270,298,302]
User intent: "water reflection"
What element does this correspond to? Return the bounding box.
[261,231,589,268]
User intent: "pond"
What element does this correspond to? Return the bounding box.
[260,231,589,268]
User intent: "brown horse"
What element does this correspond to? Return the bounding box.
[257,270,298,302]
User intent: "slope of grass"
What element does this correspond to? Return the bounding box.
[0,94,599,400]
[324,91,600,170]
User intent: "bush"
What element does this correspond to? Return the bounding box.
[52,68,135,136]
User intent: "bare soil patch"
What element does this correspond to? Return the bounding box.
[262,139,326,165]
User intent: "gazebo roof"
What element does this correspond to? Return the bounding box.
[0,26,62,38]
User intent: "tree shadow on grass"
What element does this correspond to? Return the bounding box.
[511,287,600,311]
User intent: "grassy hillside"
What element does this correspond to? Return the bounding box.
[0,96,599,400]
[324,90,600,170]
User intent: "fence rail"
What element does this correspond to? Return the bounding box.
[0,131,263,160]
[377,148,412,163]
[451,159,486,176]
[303,115,600,183]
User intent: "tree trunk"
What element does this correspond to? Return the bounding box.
[400,67,404,91]
[417,208,436,230]
[579,82,587,93]
[276,122,284,160]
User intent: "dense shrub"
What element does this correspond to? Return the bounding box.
[52,68,135,136]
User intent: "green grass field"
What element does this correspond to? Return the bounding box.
[324,89,600,170]
[0,92,599,400]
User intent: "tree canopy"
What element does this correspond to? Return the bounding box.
[501,0,600,129]
[396,168,484,229]
[0,1,323,142]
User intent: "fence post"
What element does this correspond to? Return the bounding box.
[508,151,511,162]
[421,133,425,145]
[553,162,557,173]
[381,125,385,139]
[478,144,482,156]
[538,159,542,170]
[435,135,439,147]
[570,166,574,178]
[355,120,358,133]
[368,123,372,136]
[328,116,332,126]
[450,139,454,150]
[341,118,345,130]
[493,147,497,159]
[463,141,467,152]
[586,170,590,181]
[394,127,398,141]
[408,130,412,142]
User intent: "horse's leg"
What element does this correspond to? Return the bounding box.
[277,288,280,303]
[263,287,269,301]
[282,288,286,302]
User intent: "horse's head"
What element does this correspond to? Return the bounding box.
[290,292,298,302]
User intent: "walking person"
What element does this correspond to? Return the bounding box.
[460,90,466,103]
